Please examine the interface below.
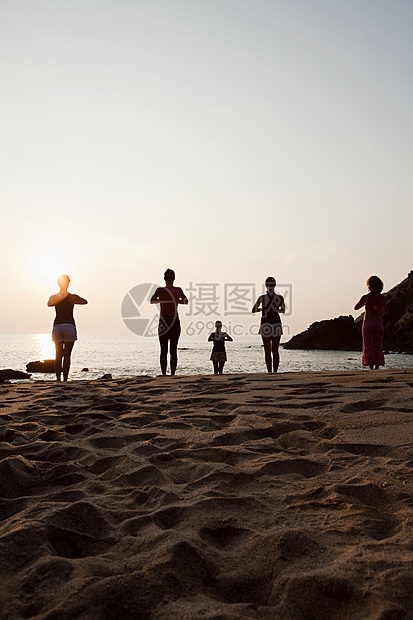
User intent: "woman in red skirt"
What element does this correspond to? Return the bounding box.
[354,275,386,370]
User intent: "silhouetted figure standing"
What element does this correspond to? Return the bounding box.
[252,276,285,373]
[354,275,386,369]
[150,269,188,375]
[48,274,88,381]
[208,320,233,374]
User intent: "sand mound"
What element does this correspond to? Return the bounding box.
[1,369,413,619]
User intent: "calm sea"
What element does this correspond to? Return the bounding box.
[1,334,413,381]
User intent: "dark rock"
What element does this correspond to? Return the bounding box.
[81,368,89,372]
[26,360,55,373]
[100,373,112,380]
[0,369,31,382]
[284,316,362,351]
[354,313,363,332]
[382,271,413,354]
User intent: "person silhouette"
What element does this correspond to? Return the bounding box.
[150,269,188,375]
[354,275,386,369]
[252,276,285,373]
[208,320,233,374]
[48,274,87,381]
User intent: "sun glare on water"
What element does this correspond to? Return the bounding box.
[33,334,55,361]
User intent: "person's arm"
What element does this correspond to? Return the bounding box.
[277,295,285,313]
[252,296,262,313]
[223,333,233,342]
[150,288,160,304]
[71,294,88,305]
[208,333,215,342]
[47,292,68,307]
[178,288,188,305]
[354,295,366,311]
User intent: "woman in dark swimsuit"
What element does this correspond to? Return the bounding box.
[252,276,285,373]
[48,274,88,381]
[150,269,188,375]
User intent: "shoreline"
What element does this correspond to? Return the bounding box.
[3,364,413,383]
[2,335,413,382]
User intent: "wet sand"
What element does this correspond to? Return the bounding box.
[1,369,413,619]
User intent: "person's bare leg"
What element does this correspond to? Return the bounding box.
[62,342,74,381]
[160,356,167,375]
[272,336,281,373]
[213,360,219,374]
[218,361,225,374]
[262,337,272,373]
[170,329,180,376]
[55,342,64,381]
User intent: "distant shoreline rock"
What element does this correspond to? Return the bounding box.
[284,315,361,351]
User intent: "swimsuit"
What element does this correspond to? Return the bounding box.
[154,286,184,359]
[259,293,283,337]
[154,286,185,318]
[52,295,77,342]
[209,332,229,362]
[53,295,75,326]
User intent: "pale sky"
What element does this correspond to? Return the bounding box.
[1,0,412,338]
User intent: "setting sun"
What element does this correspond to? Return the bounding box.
[31,250,76,286]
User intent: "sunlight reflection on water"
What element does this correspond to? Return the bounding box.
[32,334,56,362]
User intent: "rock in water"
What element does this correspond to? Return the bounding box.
[26,360,55,373]
[0,369,31,382]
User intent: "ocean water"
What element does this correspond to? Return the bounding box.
[1,334,413,381]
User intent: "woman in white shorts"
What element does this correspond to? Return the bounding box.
[48,275,88,381]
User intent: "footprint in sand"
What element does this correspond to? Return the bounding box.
[331,442,397,458]
[200,522,248,548]
[341,399,386,413]
[268,573,373,618]
[332,482,399,540]
[0,429,17,443]
[258,458,328,479]
[47,501,113,558]
[152,506,184,529]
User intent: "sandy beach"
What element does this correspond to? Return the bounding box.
[1,369,413,619]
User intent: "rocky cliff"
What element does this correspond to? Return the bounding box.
[382,271,413,354]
